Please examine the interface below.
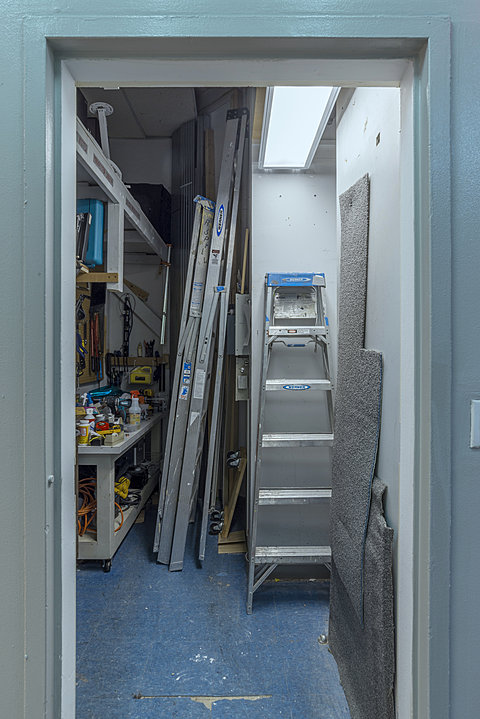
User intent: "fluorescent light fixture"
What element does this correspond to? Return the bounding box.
[259,86,340,170]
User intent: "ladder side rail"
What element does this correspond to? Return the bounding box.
[156,202,214,557]
[165,296,221,567]
[154,315,194,550]
[160,315,196,494]
[188,308,222,526]
[197,114,249,561]
[154,201,205,549]
[172,112,248,569]
[210,376,226,512]
[319,283,336,429]
[247,282,274,613]
[169,302,219,570]
[160,244,172,346]
[198,291,229,560]
[156,318,200,562]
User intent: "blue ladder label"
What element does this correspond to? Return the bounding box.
[283,384,311,391]
[267,272,325,287]
[182,362,192,384]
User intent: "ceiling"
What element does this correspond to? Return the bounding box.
[79,87,231,139]
[79,87,336,146]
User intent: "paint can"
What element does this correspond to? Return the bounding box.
[76,420,90,445]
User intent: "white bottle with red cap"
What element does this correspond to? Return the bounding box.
[129,391,141,426]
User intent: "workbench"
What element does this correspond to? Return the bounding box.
[77,413,163,571]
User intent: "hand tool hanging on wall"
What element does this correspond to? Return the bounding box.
[89,282,106,382]
[121,294,134,373]
[76,331,87,378]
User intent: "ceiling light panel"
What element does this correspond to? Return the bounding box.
[260,86,339,170]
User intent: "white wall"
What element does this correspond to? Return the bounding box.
[337,86,410,712]
[251,164,338,387]
[250,150,337,547]
[336,87,401,533]
[107,261,167,368]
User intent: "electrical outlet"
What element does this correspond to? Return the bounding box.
[470,400,480,448]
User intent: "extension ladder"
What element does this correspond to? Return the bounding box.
[156,108,249,569]
[153,195,215,557]
[247,273,334,613]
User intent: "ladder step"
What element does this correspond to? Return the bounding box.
[268,326,326,338]
[262,433,334,447]
[258,488,331,505]
[254,545,331,564]
[265,379,332,391]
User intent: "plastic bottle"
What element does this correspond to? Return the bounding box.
[85,407,96,425]
[129,391,141,426]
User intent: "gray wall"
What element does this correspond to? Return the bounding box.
[110,138,172,191]
[1,4,479,719]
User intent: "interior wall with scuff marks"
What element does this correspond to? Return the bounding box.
[336,87,401,539]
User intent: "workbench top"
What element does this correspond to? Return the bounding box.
[77,412,164,457]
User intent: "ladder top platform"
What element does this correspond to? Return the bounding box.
[266,272,326,288]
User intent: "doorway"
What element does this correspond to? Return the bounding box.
[56,47,422,716]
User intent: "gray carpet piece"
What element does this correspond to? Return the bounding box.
[329,479,395,719]
[331,173,383,622]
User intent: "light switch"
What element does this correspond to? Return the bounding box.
[470,400,480,448]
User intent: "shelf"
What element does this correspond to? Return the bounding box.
[78,413,164,457]
[78,469,159,555]
[76,118,168,260]
[110,355,169,367]
[76,272,119,284]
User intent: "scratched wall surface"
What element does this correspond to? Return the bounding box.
[0,3,479,719]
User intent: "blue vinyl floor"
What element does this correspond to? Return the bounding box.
[76,506,350,719]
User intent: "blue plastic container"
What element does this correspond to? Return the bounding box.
[77,199,104,267]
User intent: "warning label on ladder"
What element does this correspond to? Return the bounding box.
[193,369,206,400]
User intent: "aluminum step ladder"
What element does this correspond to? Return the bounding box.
[157,108,249,569]
[247,272,334,613]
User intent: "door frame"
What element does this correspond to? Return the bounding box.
[21,14,451,719]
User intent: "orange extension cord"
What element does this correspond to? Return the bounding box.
[77,477,124,536]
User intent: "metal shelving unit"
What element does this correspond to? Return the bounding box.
[76,117,169,292]
[77,414,164,570]
[75,116,171,570]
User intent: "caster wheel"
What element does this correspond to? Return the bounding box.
[209,522,224,535]
[102,559,112,573]
[210,509,224,521]
[227,457,241,469]
[227,450,240,461]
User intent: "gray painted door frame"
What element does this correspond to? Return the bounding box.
[20,15,451,719]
